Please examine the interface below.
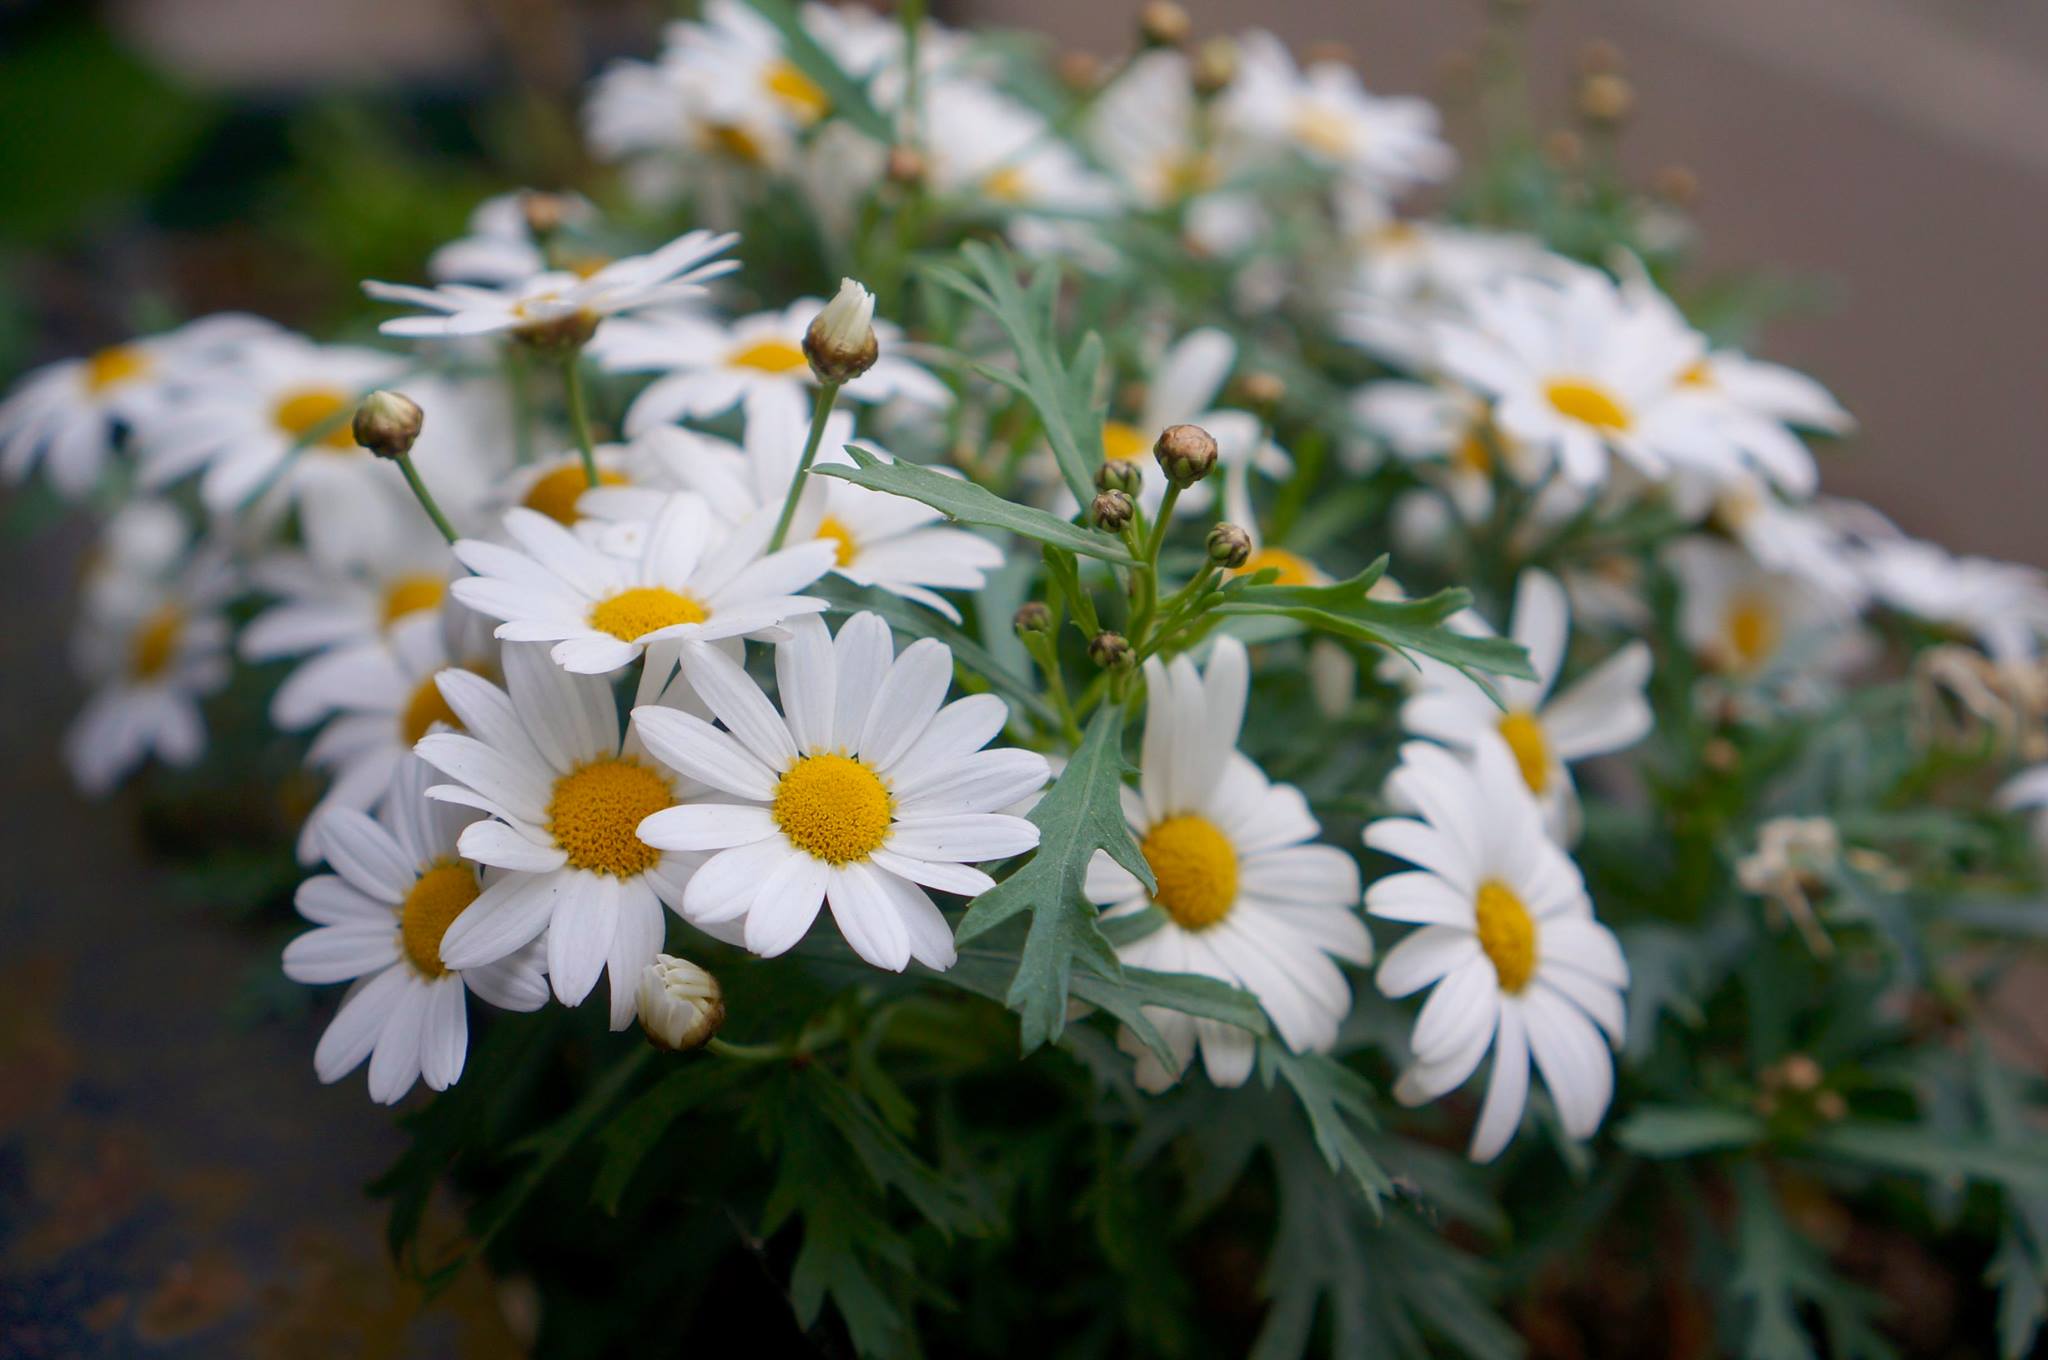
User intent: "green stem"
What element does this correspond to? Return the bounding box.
[767,381,843,552]
[706,1037,792,1063]
[506,346,536,465]
[1022,631,1084,747]
[561,352,600,487]
[395,453,459,545]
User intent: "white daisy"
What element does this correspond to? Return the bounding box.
[630,613,1050,971]
[1335,208,1568,370]
[427,190,600,285]
[365,229,737,343]
[1222,33,1452,197]
[1401,570,1652,839]
[1852,532,2048,667]
[240,511,457,667]
[1664,535,1857,681]
[1084,636,1370,1092]
[1676,471,1866,607]
[282,756,548,1103]
[450,492,834,675]
[922,79,1116,221]
[1366,736,1629,1162]
[64,512,237,796]
[415,641,709,1026]
[592,296,949,437]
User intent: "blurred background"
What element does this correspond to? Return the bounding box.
[2,0,2041,1355]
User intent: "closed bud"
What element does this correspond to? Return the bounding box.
[1154,422,1218,485]
[1057,50,1104,93]
[352,390,424,459]
[1013,601,1052,635]
[1089,631,1132,670]
[885,144,927,187]
[1238,371,1285,409]
[1192,37,1238,97]
[1813,1090,1847,1122]
[803,278,879,384]
[1779,1053,1823,1093]
[1137,0,1191,49]
[1577,72,1635,125]
[1653,163,1700,205]
[1206,522,1252,568]
[636,954,725,1052]
[1095,458,1143,496]
[519,191,577,239]
[1092,489,1135,532]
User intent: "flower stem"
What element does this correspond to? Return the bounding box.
[395,453,458,545]
[767,380,843,552]
[705,1037,791,1063]
[561,353,601,488]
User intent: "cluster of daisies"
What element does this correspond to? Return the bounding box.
[6,2,2043,1173]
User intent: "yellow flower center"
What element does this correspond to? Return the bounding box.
[728,338,809,374]
[1474,878,1537,994]
[1543,378,1632,433]
[131,605,182,679]
[588,586,709,643]
[399,861,482,977]
[1160,151,1219,198]
[1722,593,1780,670]
[1101,419,1149,465]
[1291,105,1355,159]
[703,122,765,163]
[814,515,859,568]
[982,164,1031,203]
[379,574,446,630]
[272,386,360,451]
[1453,426,1494,477]
[763,59,829,123]
[1496,710,1551,794]
[772,753,894,865]
[86,344,152,394]
[1680,359,1715,388]
[400,673,463,746]
[1141,814,1239,931]
[1230,547,1319,588]
[559,253,614,280]
[547,758,674,877]
[521,462,628,526]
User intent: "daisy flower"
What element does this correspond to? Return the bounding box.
[1366,736,1629,1162]
[1084,636,1370,1092]
[1401,570,1652,839]
[1335,207,1567,370]
[592,296,949,437]
[1222,33,1452,197]
[450,492,835,675]
[1674,471,1866,606]
[630,614,1050,971]
[365,229,738,343]
[427,190,600,286]
[0,315,273,500]
[1665,536,1856,681]
[415,642,709,1026]
[240,510,458,666]
[922,79,1116,222]
[282,756,547,1103]
[1852,532,2048,667]
[65,511,237,796]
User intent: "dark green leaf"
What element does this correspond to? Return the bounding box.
[1614,1105,1767,1158]
[816,444,1136,564]
[738,0,893,142]
[1809,1121,2048,1195]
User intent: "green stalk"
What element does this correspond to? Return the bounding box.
[561,352,601,488]
[767,380,843,552]
[395,453,459,545]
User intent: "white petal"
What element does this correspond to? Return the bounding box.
[637,802,776,852]
[1469,1002,1530,1163]
[742,852,830,956]
[886,813,1039,864]
[1375,926,1480,999]
[438,871,563,970]
[548,872,619,1006]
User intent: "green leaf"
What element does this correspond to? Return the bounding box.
[921,242,1106,506]
[954,705,1152,1054]
[1809,1121,2048,1195]
[591,1059,751,1215]
[1990,1226,2048,1360]
[808,1067,998,1239]
[815,445,1137,564]
[1729,1163,1895,1360]
[738,0,894,142]
[1264,1047,1393,1209]
[1614,1104,1767,1158]
[1212,558,1535,688]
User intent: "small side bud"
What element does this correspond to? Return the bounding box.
[1013,601,1052,635]
[1238,371,1285,410]
[1191,37,1238,97]
[637,954,725,1052]
[1778,1053,1823,1093]
[1577,72,1634,125]
[804,278,879,385]
[1653,163,1700,205]
[1089,631,1132,670]
[1137,0,1191,49]
[885,145,927,187]
[1095,458,1143,496]
[1206,522,1252,569]
[1057,50,1104,93]
[1091,489,1135,532]
[353,390,424,459]
[519,191,577,240]
[1154,422,1218,486]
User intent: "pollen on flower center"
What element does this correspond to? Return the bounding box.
[401,673,464,745]
[1723,593,1779,669]
[1291,106,1356,159]
[589,586,709,642]
[763,58,829,122]
[131,605,182,679]
[548,758,674,877]
[523,462,627,526]
[814,515,859,567]
[1230,548,1319,588]
[728,338,808,374]
[1497,711,1551,794]
[86,344,152,394]
[1142,814,1240,931]
[1101,420,1149,465]
[399,861,481,977]
[982,165,1031,204]
[1454,426,1495,477]
[1543,378,1632,433]
[1474,878,1537,993]
[272,386,360,450]
[773,754,894,864]
[380,574,446,629]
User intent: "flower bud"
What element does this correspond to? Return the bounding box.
[519,191,577,239]
[1137,0,1191,48]
[352,390,424,459]
[1013,601,1052,635]
[1089,631,1132,670]
[1091,489,1135,532]
[1192,37,1238,97]
[804,278,879,385]
[1577,72,1634,125]
[636,954,725,1052]
[1206,522,1252,569]
[1154,422,1218,486]
[1095,458,1143,496]
[1057,50,1104,93]
[885,145,927,187]
[1238,371,1285,410]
